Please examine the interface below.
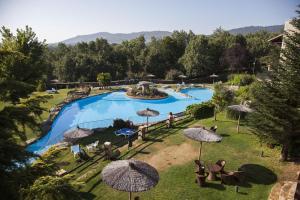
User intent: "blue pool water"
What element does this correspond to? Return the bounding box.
[27,88,213,154]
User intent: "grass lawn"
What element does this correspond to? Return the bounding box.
[49,112,287,200]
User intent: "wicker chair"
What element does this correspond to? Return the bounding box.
[215,160,226,173]
[221,171,245,185]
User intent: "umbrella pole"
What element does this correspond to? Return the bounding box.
[237,112,241,133]
[147,116,149,131]
[199,142,203,161]
[129,192,132,200]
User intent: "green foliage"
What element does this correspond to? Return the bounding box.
[248,11,300,161]
[212,84,234,120]
[165,69,183,80]
[113,118,132,129]
[179,35,215,77]
[186,101,215,119]
[36,79,47,92]
[97,72,111,86]
[228,73,255,86]
[0,26,53,199]
[22,175,82,200]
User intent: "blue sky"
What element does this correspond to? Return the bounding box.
[0,0,298,43]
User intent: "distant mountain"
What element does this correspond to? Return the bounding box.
[51,25,284,46]
[51,31,172,45]
[227,25,284,35]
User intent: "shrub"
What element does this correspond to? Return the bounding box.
[113,118,131,129]
[186,101,215,119]
[36,79,46,92]
[228,74,255,86]
[165,69,183,80]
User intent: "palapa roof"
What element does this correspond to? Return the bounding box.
[228,105,253,113]
[101,159,159,192]
[183,127,222,142]
[137,108,159,117]
[64,127,94,140]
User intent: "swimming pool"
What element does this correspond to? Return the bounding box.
[27,87,213,154]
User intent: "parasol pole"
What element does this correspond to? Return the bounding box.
[147,116,149,131]
[129,191,132,200]
[237,111,241,133]
[199,141,203,161]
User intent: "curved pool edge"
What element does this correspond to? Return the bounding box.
[25,90,116,150]
[27,87,213,154]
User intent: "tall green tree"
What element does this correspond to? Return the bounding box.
[212,84,234,121]
[179,35,214,77]
[248,10,300,161]
[0,26,50,199]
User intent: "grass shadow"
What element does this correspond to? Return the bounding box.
[79,191,97,200]
[204,182,226,190]
[239,163,277,185]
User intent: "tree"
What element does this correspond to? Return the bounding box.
[179,35,214,77]
[248,10,300,161]
[212,84,234,121]
[97,72,111,87]
[0,26,50,199]
[221,34,250,73]
[22,175,82,200]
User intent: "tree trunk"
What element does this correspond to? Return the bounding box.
[214,110,217,121]
[280,143,289,161]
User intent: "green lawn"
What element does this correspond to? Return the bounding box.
[49,112,284,200]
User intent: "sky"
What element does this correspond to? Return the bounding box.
[0,0,298,43]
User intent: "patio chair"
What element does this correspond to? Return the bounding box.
[195,172,209,187]
[220,172,237,185]
[215,160,226,173]
[194,160,205,175]
[71,144,81,158]
[210,125,218,132]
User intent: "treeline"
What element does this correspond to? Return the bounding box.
[46,28,278,83]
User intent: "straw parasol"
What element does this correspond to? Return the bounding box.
[146,74,155,78]
[137,108,159,129]
[209,73,219,84]
[183,127,222,161]
[228,104,253,133]
[178,74,187,83]
[64,126,94,143]
[101,159,159,200]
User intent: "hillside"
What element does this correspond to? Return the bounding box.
[52,31,172,45]
[50,25,284,46]
[227,25,283,35]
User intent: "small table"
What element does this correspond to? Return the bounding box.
[207,164,222,181]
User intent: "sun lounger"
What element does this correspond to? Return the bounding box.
[115,128,136,137]
[71,144,80,158]
[86,140,99,152]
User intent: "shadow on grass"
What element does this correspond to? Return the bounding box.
[239,163,277,185]
[79,192,96,200]
[205,182,226,190]
[219,133,230,137]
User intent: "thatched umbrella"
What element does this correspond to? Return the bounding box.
[209,73,219,84]
[146,74,155,78]
[64,126,94,143]
[178,74,187,83]
[137,108,159,129]
[184,127,222,161]
[101,159,159,200]
[228,105,253,133]
[137,81,153,95]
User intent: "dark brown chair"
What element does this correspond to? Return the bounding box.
[194,160,205,175]
[216,160,226,173]
[196,172,209,187]
[221,171,245,185]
